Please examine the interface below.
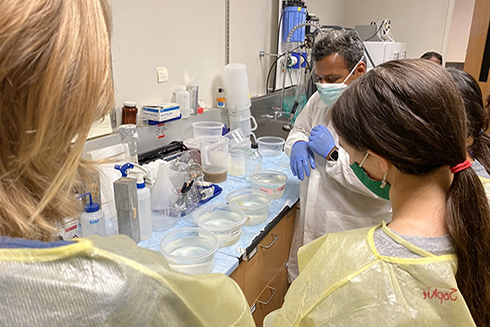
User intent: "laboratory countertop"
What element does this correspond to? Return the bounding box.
[138,151,300,275]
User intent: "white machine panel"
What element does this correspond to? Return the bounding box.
[364,41,407,68]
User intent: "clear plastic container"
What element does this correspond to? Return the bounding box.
[200,136,229,183]
[226,188,273,226]
[228,106,252,120]
[118,124,138,163]
[257,136,285,157]
[176,85,191,119]
[159,228,219,274]
[228,149,246,177]
[249,170,288,199]
[151,206,181,232]
[229,116,257,136]
[193,204,246,247]
[224,63,251,108]
[225,128,248,150]
[192,121,224,141]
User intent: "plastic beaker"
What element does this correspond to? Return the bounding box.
[228,106,252,120]
[224,63,251,108]
[192,121,224,141]
[229,115,257,136]
[200,137,229,183]
[228,149,246,177]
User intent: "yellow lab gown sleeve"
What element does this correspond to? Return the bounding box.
[0,235,254,327]
[264,224,476,327]
[480,176,490,202]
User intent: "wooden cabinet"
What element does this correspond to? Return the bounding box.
[464,0,490,96]
[251,264,288,324]
[231,203,298,327]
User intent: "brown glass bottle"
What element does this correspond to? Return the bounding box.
[122,101,138,125]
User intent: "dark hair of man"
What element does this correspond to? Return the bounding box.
[311,29,364,70]
[420,51,443,63]
[332,59,490,326]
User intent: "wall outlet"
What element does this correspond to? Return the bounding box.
[156,66,168,83]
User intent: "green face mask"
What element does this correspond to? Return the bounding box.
[349,152,391,200]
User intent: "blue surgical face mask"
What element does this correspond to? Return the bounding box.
[349,152,391,200]
[316,59,362,106]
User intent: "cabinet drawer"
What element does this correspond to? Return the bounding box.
[251,264,288,327]
[243,217,286,302]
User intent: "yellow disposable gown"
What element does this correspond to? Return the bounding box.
[264,223,475,327]
[0,235,254,327]
[284,92,391,281]
[480,176,490,200]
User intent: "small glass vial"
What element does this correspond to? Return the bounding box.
[216,87,226,108]
[246,143,262,177]
[122,101,138,125]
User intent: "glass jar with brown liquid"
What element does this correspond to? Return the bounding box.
[122,101,138,125]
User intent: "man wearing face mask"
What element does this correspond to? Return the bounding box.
[285,29,392,281]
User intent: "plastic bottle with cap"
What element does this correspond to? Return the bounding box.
[216,88,226,108]
[136,175,152,240]
[175,85,191,119]
[79,192,106,237]
[114,162,153,240]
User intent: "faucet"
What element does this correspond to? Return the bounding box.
[282,101,300,132]
[264,106,285,120]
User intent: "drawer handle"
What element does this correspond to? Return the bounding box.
[256,286,277,305]
[259,233,279,249]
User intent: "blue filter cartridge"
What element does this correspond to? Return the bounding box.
[283,6,307,42]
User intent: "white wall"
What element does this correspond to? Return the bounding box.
[446,0,475,62]
[308,0,347,26]
[111,0,225,124]
[229,0,278,98]
[345,0,455,60]
[110,0,471,127]
[111,0,348,123]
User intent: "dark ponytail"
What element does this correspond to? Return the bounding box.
[446,168,490,326]
[332,59,490,326]
[447,68,490,176]
[471,133,490,175]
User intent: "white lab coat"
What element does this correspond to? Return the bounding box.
[285,92,392,281]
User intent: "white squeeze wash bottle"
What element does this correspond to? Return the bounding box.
[136,175,152,240]
[79,192,106,237]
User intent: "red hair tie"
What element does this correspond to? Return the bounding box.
[450,159,472,174]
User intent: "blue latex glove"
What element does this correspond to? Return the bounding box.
[308,124,335,158]
[290,141,316,181]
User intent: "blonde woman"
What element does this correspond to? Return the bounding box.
[0,1,253,326]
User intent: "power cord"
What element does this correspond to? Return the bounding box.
[377,19,395,42]
[364,21,383,41]
[265,45,303,94]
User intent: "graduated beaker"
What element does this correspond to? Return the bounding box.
[228,149,246,177]
[200,137,229,183]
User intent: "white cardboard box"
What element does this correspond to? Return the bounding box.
[142,102,181,122]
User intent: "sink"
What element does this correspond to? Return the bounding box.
[250,90,298,139]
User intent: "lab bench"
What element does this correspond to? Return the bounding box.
[138,152,300,326]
